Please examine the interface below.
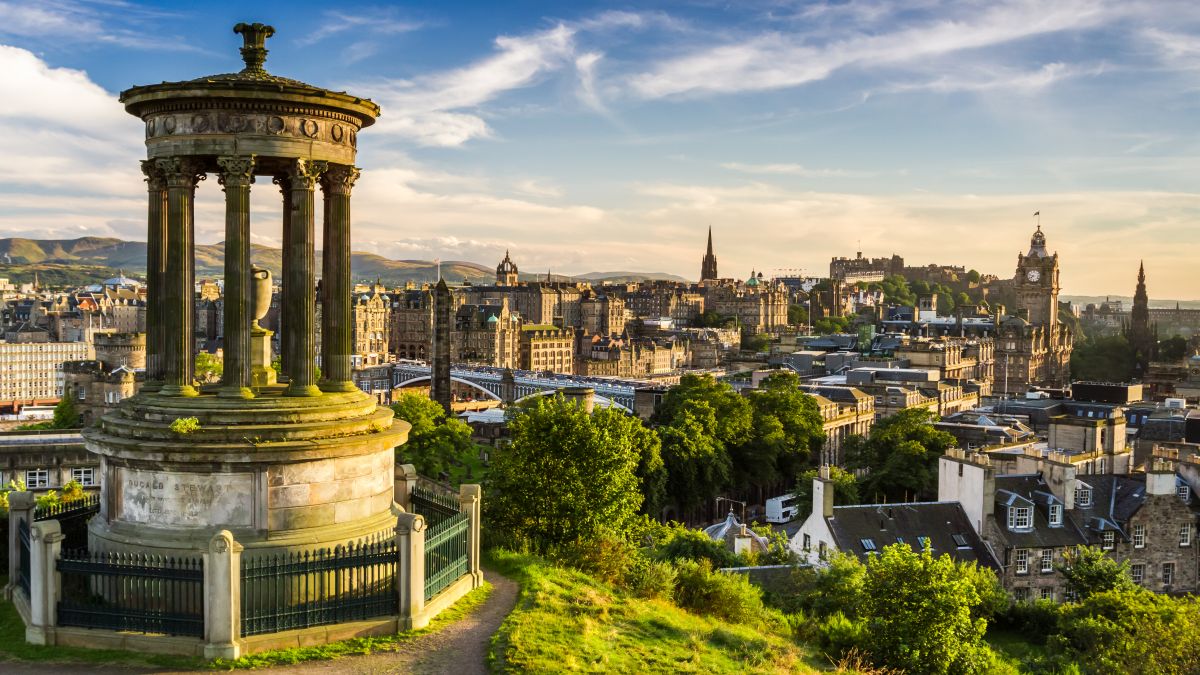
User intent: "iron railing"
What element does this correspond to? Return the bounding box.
[411,484,460,529]
[57,549,204,637]
[241,539,398,637]
[34,492,100,522]
[16,518,30,598]
[424,511,469,601]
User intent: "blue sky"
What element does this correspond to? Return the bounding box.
[1,1,1199,296]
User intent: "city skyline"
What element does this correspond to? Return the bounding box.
[1,1,1199,296]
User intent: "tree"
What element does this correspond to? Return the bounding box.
[860,544,1000,674]
[658,400,733,513]
[1159,335,1190,362]
[391,392,479,482]
[653,374,753,449]
[734,372,826,491]
[1070,334,1136,382]
[630,421,667,516]
[1052,587,1200,674]
[485,395,649,550]
[51,394,80,429]
[787,304,809,326]
[194,352,224,383]
[813,316,850,334]
[740,332,771,352]
[967,269,981,283]
[1056,545,1136,600]
[844,408,956,502]
[794,465,859,520]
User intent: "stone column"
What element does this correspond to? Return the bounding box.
[157,157,205,397]
[319,165,360,392]
[27,520,63,645]
[5,491,34,600]
[459,484,483,588]
[395,512,426,630]
[216,156,256,399]
[283,159,326,397]
[272,174,292,378]
[203,530,243,660]
[140,160,168,391]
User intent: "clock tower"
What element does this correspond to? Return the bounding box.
[1013,225,1060,328]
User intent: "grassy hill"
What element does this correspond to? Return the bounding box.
[486,550,816,674]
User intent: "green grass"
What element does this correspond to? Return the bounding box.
[486,549,815,674]
[211,580,492,669]
[0,595,204,670]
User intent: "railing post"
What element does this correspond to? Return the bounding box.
[459,484,483,588]
[395,464,418,511]
[395,512,426,630]
[6,491,34,600]
[203,530,243,660]
[27,519,63,645]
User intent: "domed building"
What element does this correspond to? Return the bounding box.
[496,250,519,286]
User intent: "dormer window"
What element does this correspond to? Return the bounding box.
[1049,504,1063,527]
[1075,484,1093,507]
[1007,506,1033,530]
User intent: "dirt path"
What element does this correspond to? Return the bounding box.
[281,567,519,675]
[3,567,520,675]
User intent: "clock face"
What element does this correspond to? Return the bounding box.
[1027,269,1041,282]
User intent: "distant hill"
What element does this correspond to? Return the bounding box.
[1062,295,1200,310]
[0,237,683,288]
[0,237,494,286]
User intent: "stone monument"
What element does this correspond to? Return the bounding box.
[84,22,408,556]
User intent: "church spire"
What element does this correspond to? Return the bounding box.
[700,226,718,281]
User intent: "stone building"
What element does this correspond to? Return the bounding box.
[520,324,574,374]
[389,288,433,361]
[496,250,519,286]
[0,429,100,493]
[703,279,789,334]
[581,293,626,335]
[62,332,146,426]
[353,290,391,367]
[453,301,521,369]
[994,226,1073,394]
[0,332,90,407]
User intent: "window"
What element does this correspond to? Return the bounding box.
[1102,531,1115,550]
[1040,587,1054,601]
[860,538,877,552]
[1015,549,1030,575]
[25,469,48,489]
[818,542,827,559]
[1178,485,1191,502]
[1013,587,1030,602]
[802,534,811,551]
[1134,524,1146,549]
[1049,504,1063,526]
[1075,484,1092,507]
[1008,506,1032,530]
[71,467,95,487]
[1040,549,1054,573]
[917,536,931,551]
[1163,562,1175,586]
[1131,563,1145,583]
[952,534,969,548]
[1181,524,1192,547]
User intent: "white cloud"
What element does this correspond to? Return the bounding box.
[358,24,576,146]
[721,162,877,178]
[0,1,196,51]
[628,0,1128,98]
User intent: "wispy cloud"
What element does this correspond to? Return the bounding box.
[296,8,423,63]
[628,0,1128,98]
[721,162,877,178]
[0,0,197,51]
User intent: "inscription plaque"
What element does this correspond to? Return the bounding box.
[117,468,254,527]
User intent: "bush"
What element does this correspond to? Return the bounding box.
[169,417,200,435]
[817,611,868,659]
[624,557,677,600]
[655,527,740,568]
[673,558,768,625]
[553,531,636,586]
[994,600,1059,644]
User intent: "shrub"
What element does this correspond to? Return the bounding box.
[554,531,636,586]
[673,558,767,625]
[817,611,868,659]
[169,416,201,435]
[994,600,1059,644]
[625,557,677,600]
[655,527,740,568]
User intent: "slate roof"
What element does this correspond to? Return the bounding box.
[826,501,999,569]
[991,475,1087,549]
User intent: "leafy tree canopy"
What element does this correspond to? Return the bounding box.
[1052,587,1200,674]
[735,372,826,488]
[1159,335,1190,362]
[391,392,479,482]
[844,408,956,502]
[486,395,649,551]
[1056,545,1136,600]
[1071,334,1136,382]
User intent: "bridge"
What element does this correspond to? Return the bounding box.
[390,362,660,412]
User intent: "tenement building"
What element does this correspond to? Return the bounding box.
[353,289,391,367]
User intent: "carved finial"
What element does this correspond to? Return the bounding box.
[233,22,275,74]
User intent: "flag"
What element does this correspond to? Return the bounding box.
[1033,211,1040,216]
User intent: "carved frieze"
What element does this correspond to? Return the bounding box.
[145,110,358,148]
